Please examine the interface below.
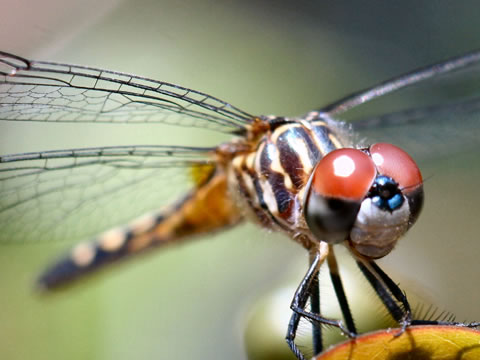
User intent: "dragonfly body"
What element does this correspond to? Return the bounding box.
[1,50,480,359]
[38,166,241,288]
[39,114,350,287]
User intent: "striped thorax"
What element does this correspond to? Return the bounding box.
[227,115,351,248]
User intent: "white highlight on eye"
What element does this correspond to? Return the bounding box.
[72,242,95,267]
[333,155,355,177]
[372,152,384,166]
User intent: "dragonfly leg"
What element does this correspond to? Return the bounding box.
[369,260,413,331]
[411,319,480,328]
[309,252,322,356]
[286,251,322,360]
[286,311,307,360]
[327,247,357,334]
[358,259,480,333]
[357,259,412,334]
[291,306,357,338]
[286,245,355,360]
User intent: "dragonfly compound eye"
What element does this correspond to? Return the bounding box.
[348,143,424,259]
[304,148,376,244]
[369,143,424,225]
[304,144,425,259]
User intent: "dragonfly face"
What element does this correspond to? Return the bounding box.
[1,50,479,360]
[304,142,424,258]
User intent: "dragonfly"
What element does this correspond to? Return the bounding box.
[1,50,480,359]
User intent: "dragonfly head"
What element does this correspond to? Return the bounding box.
[304,143,424,259]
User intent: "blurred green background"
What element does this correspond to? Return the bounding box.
[1,1,480,359]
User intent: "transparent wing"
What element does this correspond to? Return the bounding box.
[316,49,480,164]
[349,99,480,164]
[0,51,253,133]
[0,145,215,244]
[0,51,253,246]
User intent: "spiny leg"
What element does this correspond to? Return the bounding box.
[327,247,357,334]
[286,250,323,360]
[286,310,306,360]
[309,251,322,356]
[358,259,480,331]
[356,259,407,325]
[286,244,355,360]
[374,261,479,329]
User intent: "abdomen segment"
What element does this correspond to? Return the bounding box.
[37,172,241,290]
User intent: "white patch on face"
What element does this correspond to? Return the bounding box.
[356,199,409,226]
[72,242,95,267]
[350,198,410,258]
[100,227,126,251]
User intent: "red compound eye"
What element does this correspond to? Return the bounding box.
[311,148,376,201]
[305,148,377,244]
[369,143,423,191]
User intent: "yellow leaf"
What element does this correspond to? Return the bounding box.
[316,325,480,360]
